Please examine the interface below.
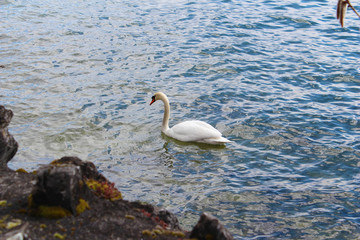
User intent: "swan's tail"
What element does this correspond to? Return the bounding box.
[203,137,232,145]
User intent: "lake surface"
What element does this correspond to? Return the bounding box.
[1,0,360,238]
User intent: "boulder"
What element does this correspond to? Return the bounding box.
[0,106,18,169]
[30,160,90,216]
[190,213,234,240]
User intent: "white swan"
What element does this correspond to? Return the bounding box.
[150,92,231,145]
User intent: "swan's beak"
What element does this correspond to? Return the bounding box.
[150,96,156,105]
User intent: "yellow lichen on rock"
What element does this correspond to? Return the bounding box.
[76,198,90,215]
[50,159,66,166]
[0,200,7,207]
[141,225,186,238]
[28,194,71,218]
[142,229,156,238]
[6,219,22,229]
[125,214,136,220]
[36,205,71,219]
[0,215,11,229]
[16,168,28,173]
[86,179,122,201]
[27,193,33,207]
[54,232,67,239]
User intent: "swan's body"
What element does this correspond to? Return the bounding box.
[150,92,231,145]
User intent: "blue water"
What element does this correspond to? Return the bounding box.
[1,0,360,239]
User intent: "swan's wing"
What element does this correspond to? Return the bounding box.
[166,120,223,142]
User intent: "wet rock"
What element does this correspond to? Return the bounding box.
[190,213,234,240]
[130,201,182,230]
[0,106,13,129]
[0,106,18,169]
[30,161,91,216]
[50,156,108,182]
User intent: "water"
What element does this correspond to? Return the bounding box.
[1,0,360,238]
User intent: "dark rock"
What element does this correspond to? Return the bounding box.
[0,105,13,129]
[130,201,182,230]
[51,156,107,182]
[157,208,181,230]
[190,213,234,240]
[30,162,91,215]
[0,106,18,169]
[0,169,33,205]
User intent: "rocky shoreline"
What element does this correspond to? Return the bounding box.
[0,105,233,240]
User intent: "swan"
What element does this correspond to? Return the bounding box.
[150,92,231,145]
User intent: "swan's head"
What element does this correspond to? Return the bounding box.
[150,92,167,105]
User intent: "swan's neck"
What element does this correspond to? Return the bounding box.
[161,96,170,132]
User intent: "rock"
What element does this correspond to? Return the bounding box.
[2,222,29,240]
[51,156,108,182]
[190,213,234,240]
[0,106,18,169]
[130,201,182,230]
[30,161,91,216]
[0,105,13,129]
